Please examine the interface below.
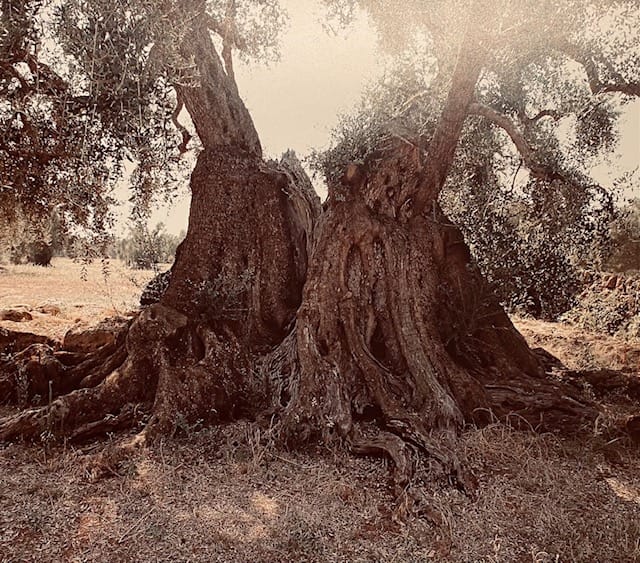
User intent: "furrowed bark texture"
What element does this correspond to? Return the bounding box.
[0,1,607,497]
[264,141,598,490]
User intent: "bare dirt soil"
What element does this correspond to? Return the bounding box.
[514,316,640,373]
[0,258,157,341]
[1,261,639,562]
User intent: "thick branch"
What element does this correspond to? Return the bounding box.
[469,102,562,183]
[469,103,614,216]
[176,4,260,155]
[557,40,640,97]
[414,9,488,214]
[600,82,640,96]
[221,0,237,85]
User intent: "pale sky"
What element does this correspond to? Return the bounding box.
[130,1,639,235]
[133,0,382,234]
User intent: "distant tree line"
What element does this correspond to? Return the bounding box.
[1,216,184,271]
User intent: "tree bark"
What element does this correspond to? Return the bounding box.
[264,141,597,492]
[0,0,610,498]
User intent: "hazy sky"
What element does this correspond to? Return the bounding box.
[134,1,639,235]
[137,0,382,234]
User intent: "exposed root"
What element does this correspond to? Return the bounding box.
[0,320,129,406]
[0,362,144,441]
[0,305,186,442]
[0,327,55,354]
[349,423,413,492]
[69,403,146,442]
[0,301,267,444]
[563,368,640,402]
[260,329,300,413]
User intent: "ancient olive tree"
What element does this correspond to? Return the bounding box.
[317,0,636,320]
[1,0,639,492]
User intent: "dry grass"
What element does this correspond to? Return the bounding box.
[1,423,639,562]
[1,262,640,562]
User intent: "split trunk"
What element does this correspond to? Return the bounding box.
[0,4,600,490]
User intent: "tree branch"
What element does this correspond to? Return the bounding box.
[526,109,561,123]
[556,40,640,97]
[176,6,261,155]
[468,102,562,183]
[171,90,192,153]
[413,11,488,214]
[600,82,640,96]
[221,0,237,84]
[470,103,612,219]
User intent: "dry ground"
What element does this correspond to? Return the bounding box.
[514,317,640,373]
[1,260,640,562]
[0,258,157,341]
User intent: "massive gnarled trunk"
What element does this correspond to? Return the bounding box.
[0,2,319,441]
[0,1,605,492]
[264,142,597,491]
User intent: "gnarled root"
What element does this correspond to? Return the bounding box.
[0,310,162,442]
[0,365,140,441]
[0,303,263,444]
[0,320,130,406]
[263,165,601,502]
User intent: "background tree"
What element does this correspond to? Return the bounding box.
[1,0,639,501]
[115,222,184,270]
[0,0,122,254]
[607,197,640,272]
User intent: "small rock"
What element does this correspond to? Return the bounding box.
[36,304,61,316]
[603,275,618,290]
[0,309,33,322]
[0,328,56,353]
[63,316,131,353]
